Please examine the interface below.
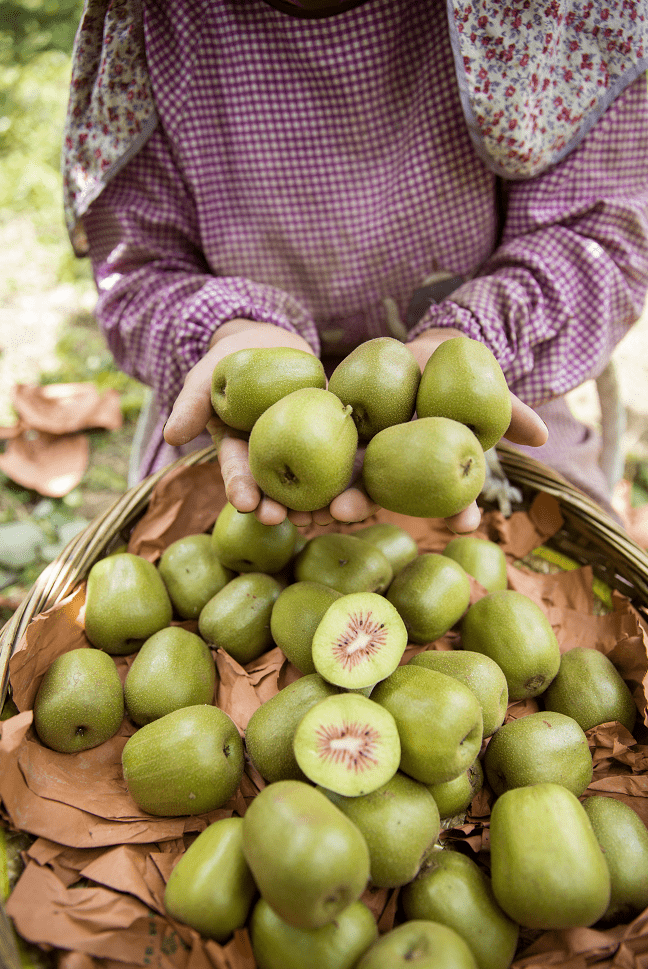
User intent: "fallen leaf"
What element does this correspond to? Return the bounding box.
[0,430,89,497]
[11,383,122,435]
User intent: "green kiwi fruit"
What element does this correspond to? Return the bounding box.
[321,772,441,888]
[270,581,344,674]
[482,709,594,798]
[386,553,471,644]
[327,337,421,440]
[211,502,298,573]
[426,758,484,820]
[294,533,393,594]
[542,646,637,734]
[353,522,419,575]
[198,572,282,665]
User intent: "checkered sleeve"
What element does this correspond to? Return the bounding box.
[82,127,321,416]
[408,74,648,407]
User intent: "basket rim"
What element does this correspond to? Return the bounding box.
[2,441,648,709]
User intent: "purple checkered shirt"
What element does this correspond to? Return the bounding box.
[80,0,648,478]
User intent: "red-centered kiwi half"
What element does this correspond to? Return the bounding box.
[311,592,408,691]
[293,692,401,797]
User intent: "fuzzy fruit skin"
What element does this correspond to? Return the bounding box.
[402,846,519,969]
[244,673,340,783]
[426,758,484,820]
[211,502,298,574]
[163,816,256,942]
[356,920,478,969]
[294,534,393,595]
[198,572,282,665]
[248,387,358,512]
[483,709,593,798]
[270,582,343,674]
[158,533,234,620]
[441,535,508,593]
[84,552,173,655]
[33,648,124,753]
[371,665,483,785]
[327,337,421,440]
[489,782,611,930]
[292,692,401,797]
[210,346,326,431]
[583,794,648,923]
[311,591,408,691]
[353,522,419,575]
[543,646,637,734]
[362,417,486,519]
[320,771,441,889]
[241,780,370,930]
[460,590,561,700]
[386,553,471,645]
[250,898,378,969]
[409,649,508,737]
[415,336,512,452]
[122,704,244,816]
[123,626,216,726]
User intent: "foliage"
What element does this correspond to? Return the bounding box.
[0,0,85,272]
[0,0,82,64]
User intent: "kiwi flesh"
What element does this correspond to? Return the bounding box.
[312,592,408,691]
[293,692,401,797]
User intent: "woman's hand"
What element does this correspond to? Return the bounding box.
[165,321,546,532]
[164,318,320,525]
[406,328,549,532]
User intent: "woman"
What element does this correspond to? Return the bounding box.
[62,0,648,525]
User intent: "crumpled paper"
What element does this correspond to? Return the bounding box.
[2,463,648,969]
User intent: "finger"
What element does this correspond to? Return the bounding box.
[312,507,336,526]
[217,435,261,513]
[254,495,289,526]
[329,485,380,523]
[445,500,482,534]
[164,355,216,447]
[287,509,314,527]
[504,394,549,448]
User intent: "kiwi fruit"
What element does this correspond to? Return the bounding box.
[198,572,282,665]
[321,772,441,889]
[327,337,421,440]
[311,592,408,691]
[270,581,344,674]
[353,522,419,576]
[245,673,341,783]
[293,692,401,796]
[294,533,393,595]
[386,553,471,644]
[426,758,484,821]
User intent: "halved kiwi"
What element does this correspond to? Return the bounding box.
[312,592,408,691]
[293,692,401,797]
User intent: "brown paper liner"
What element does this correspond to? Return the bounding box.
[3,463,648,969]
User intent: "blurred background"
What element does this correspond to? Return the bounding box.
[0,0,146,624]
[0,1,647,628]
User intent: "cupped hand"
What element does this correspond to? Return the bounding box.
[165,321,546,532]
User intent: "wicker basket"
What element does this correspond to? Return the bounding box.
[1,441,648,968]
